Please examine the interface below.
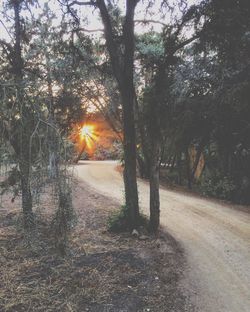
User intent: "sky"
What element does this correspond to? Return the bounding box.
[0,0,199,41]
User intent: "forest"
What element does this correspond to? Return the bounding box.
[0,1,250,312]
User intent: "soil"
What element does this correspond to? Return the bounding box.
[0,178,193,312]
[76,160,250,312]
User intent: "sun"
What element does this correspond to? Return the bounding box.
[79,124,97,149]
[80,125,94,138]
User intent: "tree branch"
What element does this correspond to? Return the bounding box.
[172,34,199,54]
[0,20,13,40]
[134,19,167,27]
[73,27,104,33]
[96,0,122,84]
[68,0,95,6]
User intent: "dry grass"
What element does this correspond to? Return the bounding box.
[0,179,193,312]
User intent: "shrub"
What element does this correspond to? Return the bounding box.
[164,169,180,184]
[199,171,236,200]
[107,205,148,233]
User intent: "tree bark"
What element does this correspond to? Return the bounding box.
[74,141,87,163]
[149,140,161,233]
[137,154,148,178]
[97,0,139,228]
[20,159,33,229]
[190,138,207,182]
[146,66,165,232]
[13,0,34,229]
[134,89,150,178]
[185,148,192,189]
[120,84,139,228]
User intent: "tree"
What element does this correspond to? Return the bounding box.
[0,1,78,234]
[62,0,140,229]
[160,0,250,203]
[0,0,35,228]
[135,5,202,232]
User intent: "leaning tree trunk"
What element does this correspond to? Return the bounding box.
[190,137,207,183]
[74,141,87,164]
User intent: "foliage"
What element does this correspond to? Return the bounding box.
[143,0,250,204]
[51,178,76,255]
[135,32,164,70]
[93,140,122,160]
[0,0,80,243]
[199,171,236,201]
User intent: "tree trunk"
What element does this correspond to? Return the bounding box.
[13,0,34,228]
[147,65,165,233]
[149,140,161,233]
[170,154,176,171]
[120,86,139,229]
[20,160,33,229]
[185,148,192,189]
[74,141,87,164]
[137,154,146,178]
[177,153,182,185]
[134,89,150,179]
[97,0,140,229]
[190,140,205,182]
[136,153,150,178]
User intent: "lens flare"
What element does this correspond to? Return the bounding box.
[80,124,97,149]
[81,125,94,138]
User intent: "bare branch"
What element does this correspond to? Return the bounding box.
[73,27,104,33]
[134,19,167,27]
[68,0,95,6]
[0,20,13,40]
[172,34,199,53]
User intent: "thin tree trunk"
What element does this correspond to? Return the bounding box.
[185,148,192,189]
[137,154,146,178]
[177,153,182,185]
[134,89,150,179]
[13,0,34,228]
[134,90,149,179]
[147,67,164,233]
[149,140,161,233]
[170,154,176,171]
[190,139,206,182]
[20,160,33,229]
[74,142,87,164]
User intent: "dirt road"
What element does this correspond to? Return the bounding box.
[76,160,250,312]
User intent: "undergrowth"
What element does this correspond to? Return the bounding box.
[107,205,148,233]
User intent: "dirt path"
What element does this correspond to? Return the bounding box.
[75,160,250,312]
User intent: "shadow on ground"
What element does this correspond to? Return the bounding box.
[0,179,194,312]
